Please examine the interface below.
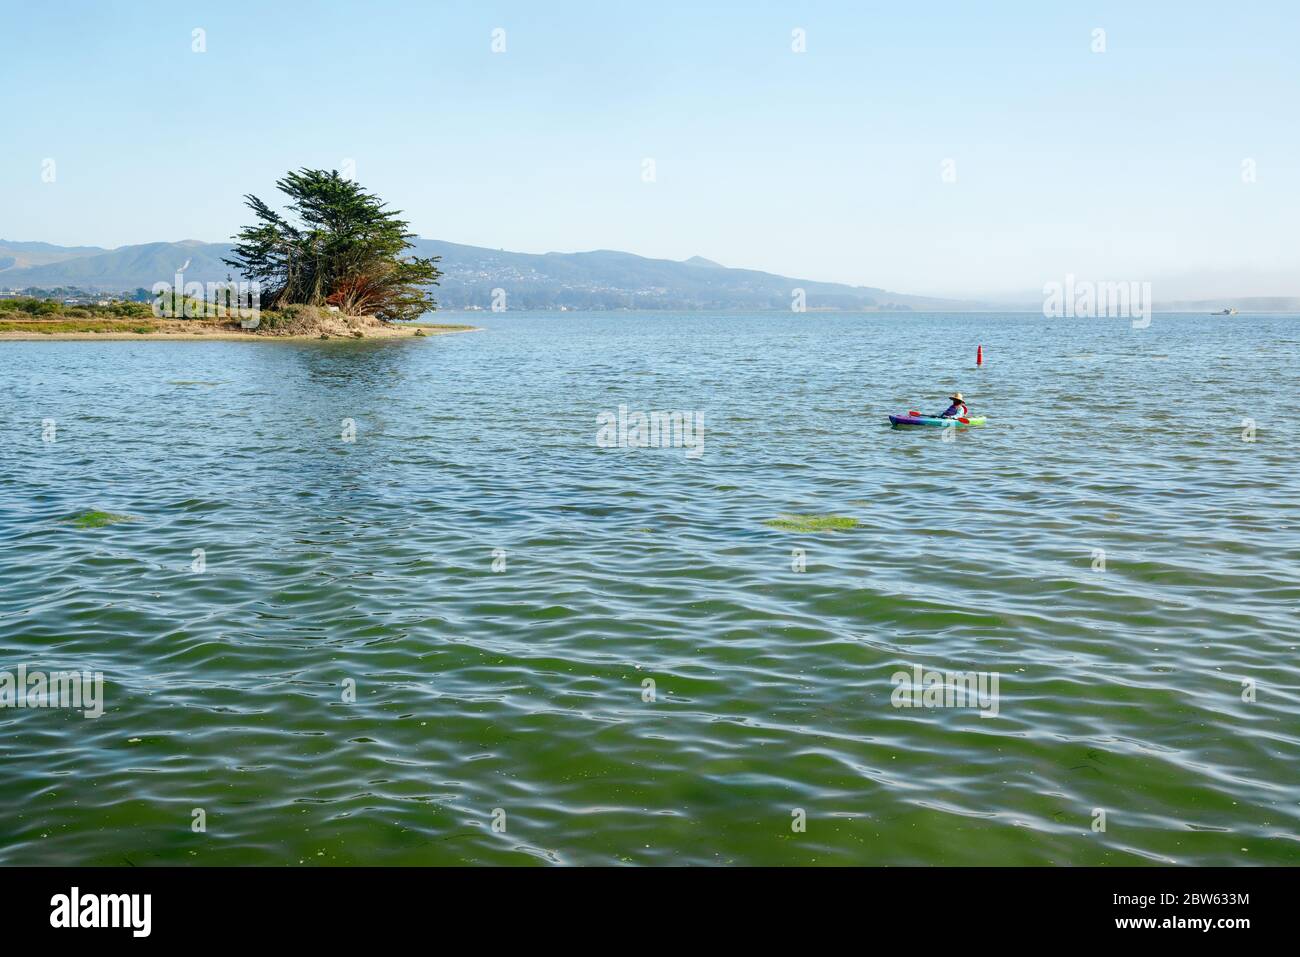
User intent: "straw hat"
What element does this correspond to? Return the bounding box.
[949,392,965,403]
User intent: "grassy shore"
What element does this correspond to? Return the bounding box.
[0,299,478,341]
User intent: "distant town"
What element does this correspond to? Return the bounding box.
[0,286,155,306]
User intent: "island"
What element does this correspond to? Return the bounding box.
[0,300,477,340]
[0,169,478,341]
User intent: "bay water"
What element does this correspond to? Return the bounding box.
[1,311,1297,865]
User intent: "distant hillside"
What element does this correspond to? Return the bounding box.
[0,239,107,273]
[407,239,972,310]
[0,240,233,292]
[0,237,972,311]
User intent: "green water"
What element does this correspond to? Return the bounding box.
[1,312,1297,865]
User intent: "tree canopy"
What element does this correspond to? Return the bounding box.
[223,169,441,322]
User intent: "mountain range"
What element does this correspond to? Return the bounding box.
[5,239,1296,313]
[0,238,971,311]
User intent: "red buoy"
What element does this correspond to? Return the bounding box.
[976,344,983,367]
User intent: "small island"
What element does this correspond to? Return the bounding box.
[1,169,479,341]
[0,298,476,340]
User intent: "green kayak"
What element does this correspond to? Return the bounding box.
[889,414,987,427]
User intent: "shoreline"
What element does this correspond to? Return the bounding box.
[0,323,482,342]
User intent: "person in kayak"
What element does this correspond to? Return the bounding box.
[939,393,968,418]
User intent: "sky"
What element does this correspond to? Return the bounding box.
[1,0,1297,299]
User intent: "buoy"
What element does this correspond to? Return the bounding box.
[976,344,983,367]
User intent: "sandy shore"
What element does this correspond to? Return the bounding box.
[0,323,481,342]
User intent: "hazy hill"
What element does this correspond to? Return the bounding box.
[0,237,973,311]
[0,239,108,272]
[0,240,233,291]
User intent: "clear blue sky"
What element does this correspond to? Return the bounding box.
[2,0,1296,298]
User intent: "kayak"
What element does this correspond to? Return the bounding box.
[889,414,987,427]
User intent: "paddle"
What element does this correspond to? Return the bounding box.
[904,409,971,423]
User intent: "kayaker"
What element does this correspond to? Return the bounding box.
[939,393,968,419]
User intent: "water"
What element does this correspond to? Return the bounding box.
[1,312,1298,866]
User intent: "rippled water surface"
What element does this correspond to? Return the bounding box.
[2,312,1298,865]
